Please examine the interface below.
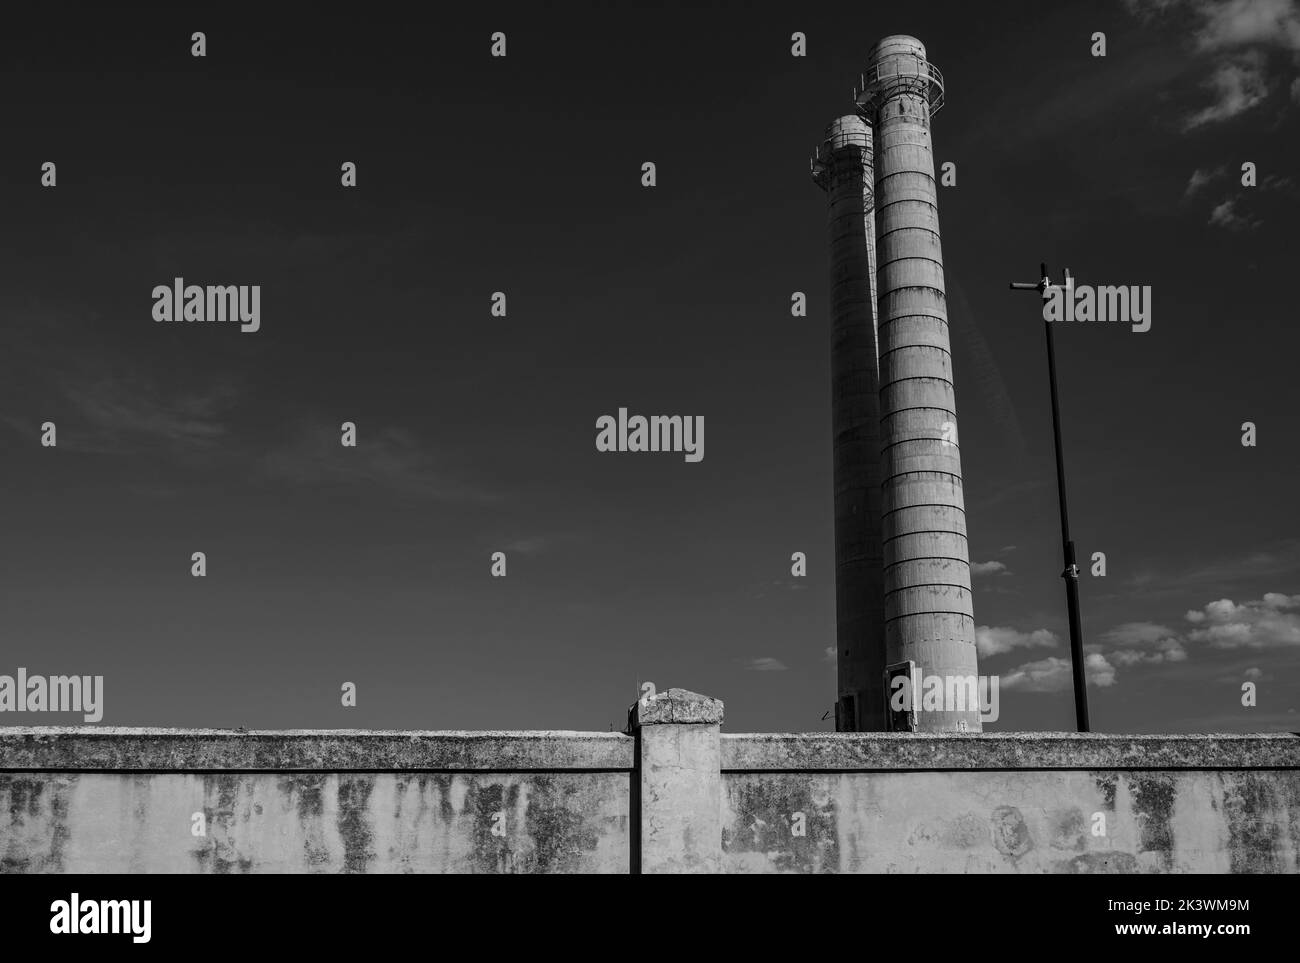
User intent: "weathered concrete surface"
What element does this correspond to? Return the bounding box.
[857,35,980,730]
[720,732,1300,873]
[813,115,887,733]
[721,769,1300,873]
[1,728,633,874]
[1,771,629,873]
[631,689,722,873]
[628,688,723,728]
[721,732,1300,771]
[0,728,633,771]
[4,721,1297,873]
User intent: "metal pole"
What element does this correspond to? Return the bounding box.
[1009,263,1091,732]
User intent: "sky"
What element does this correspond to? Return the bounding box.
[0,0,1297,733]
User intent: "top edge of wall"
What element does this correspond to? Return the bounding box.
[3,728,1297,773]
[0,728,635,772]
[720,732,1300,771]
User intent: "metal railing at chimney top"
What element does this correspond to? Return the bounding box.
[810,142,875,212]
[853,59,945,116]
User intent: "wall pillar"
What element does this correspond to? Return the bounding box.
[628,688,723,873]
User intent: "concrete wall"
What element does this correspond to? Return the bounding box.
[1,729,633,874]
[4,693,1298,873]
[721,734,1300,873]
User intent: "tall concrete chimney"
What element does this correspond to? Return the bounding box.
[812,116,885,732]
[855,36,981,732]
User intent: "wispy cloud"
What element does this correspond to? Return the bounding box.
[1192,0,1300,52]
[975,625,1059,658]
[1125,540,1300,596]
[971,560,1010,577]
[1083,593,1300,692]
[4,354,490,503]
[1186,162,1292,230]
[0,300,248,457]
[503,536,548,555]
[744,657,788,672]
[1184,51,1272,129]
[1099,621,1190,665]
[1209,196,1264,229]
[1125,0,1300,129]
[1261,172,1299,194]
[260,423,493,501]
[1183,165,1226,196]
[57,375,241,453]
[1001,653,1117,692]
[1185,592,1300,647]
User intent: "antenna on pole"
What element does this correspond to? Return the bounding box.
[1009,262,1092,733]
